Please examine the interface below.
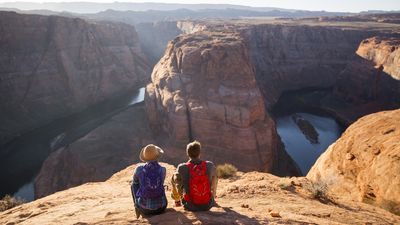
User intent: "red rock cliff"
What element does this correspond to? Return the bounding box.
[356,37,400,80]
[0,11,150,145]
[145,31,280,172]
[242,24,377,108]
[332,37,400,123]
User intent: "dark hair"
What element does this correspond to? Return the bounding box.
[186,140,201,159]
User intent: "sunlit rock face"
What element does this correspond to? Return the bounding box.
[356,37,400,80]
[0,11,150,146]
[145,31,281,172]
[308,109,400,215]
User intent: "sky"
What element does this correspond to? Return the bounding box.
[0,0,399,12]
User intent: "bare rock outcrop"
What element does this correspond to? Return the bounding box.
[2,163,399,224]
[307,109,400,215]
[145,31,282,172]
[331,37,400,123]
[356,37,400,80]
[0,11,150,146]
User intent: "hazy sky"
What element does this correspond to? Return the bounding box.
[0,0,399,12]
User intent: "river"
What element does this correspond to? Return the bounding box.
[276,112,343,175]
[0,88,145,202]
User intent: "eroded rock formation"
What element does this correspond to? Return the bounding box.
[356,37,400,80]
[0,11,150,146]
[307,109,400,215]
[331,37,400,123]
[145,31,283,172]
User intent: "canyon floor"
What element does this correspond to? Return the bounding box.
[1,163,398,225]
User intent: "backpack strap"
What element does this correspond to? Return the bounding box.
[200,161,206,175]
[185,162,193,202]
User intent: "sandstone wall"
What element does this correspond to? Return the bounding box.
[0,12,150,146]
[145,32,281,172]
[356,37,400,80]
[307,109,400,215]
[242,25,376,108]
[332,37,400,122]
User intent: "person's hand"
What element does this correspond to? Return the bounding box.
[175,201,182,207]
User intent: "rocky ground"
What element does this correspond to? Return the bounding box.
[1,162,399,225]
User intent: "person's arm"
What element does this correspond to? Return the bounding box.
[208,162,218,198]
[131,166,141,204]
[171,165,184,202]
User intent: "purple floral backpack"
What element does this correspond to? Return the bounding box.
[136,162,165,199]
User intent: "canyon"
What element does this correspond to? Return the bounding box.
[0,11,150,147]
[31,18,400,201]
[0,9,399,221]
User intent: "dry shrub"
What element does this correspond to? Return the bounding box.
[0,195,24,212]
[217,164,238,178]
[305,181,328,200]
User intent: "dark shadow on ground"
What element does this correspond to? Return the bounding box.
[145,204,264,225]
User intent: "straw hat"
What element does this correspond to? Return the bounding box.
[139,144,164,162]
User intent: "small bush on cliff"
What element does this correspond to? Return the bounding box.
[217,164,238,178]
[0,195,24,212]
[305,181,328,201]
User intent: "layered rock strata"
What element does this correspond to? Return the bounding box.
[242,24,378,109]
[0,11,150,146]
[145,32,282,172]
[331,37,400,123]
[308,109,400,215]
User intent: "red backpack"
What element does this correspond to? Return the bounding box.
[184,161,211,205]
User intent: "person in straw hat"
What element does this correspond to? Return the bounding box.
[131,144,167,218]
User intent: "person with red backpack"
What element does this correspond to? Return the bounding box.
[171,140,218,211]
[131,144,167,218]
